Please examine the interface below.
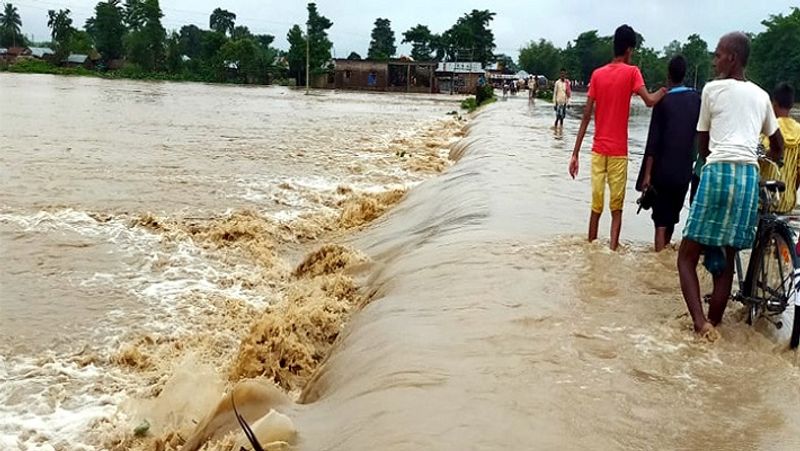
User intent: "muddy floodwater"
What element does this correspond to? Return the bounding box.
[2,75,800,451]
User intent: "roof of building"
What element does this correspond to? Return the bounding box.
[29,47,54,58]
[65,54,89,64]
[7,47,29,56]
[436,62,484,74]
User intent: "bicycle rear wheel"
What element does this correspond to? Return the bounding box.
[745,224,800,349]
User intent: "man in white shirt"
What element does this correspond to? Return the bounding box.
[677,32,784,340]
[552,68,571,131]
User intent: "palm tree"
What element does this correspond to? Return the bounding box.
[209,8,235,36]
[1,3,23,48]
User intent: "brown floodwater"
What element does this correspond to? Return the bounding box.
[286,95,800,451]
[0,73,462,450]
[2,76,799,451]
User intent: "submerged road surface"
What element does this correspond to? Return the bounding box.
[291,98,800,450]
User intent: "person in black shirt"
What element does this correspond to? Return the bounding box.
[637,56,702,251]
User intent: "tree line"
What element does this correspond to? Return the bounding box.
[1,1,798,95]
[0,1,497,86]
[518,7,800,97]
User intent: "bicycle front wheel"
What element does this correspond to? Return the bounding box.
[745,224,800,349]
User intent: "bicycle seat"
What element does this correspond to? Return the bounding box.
[760,180,786,193]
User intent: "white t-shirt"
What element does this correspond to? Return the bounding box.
[697,79,779,165]
[553,79,570,105]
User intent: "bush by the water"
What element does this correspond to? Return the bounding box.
[536,88,554,101]
[462,84,496,112]
[5,58,96,77]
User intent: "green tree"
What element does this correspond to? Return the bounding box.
[125,0,165,71]
[218,37,273,84]
[201,30,227,61]
[635,46,667,88]
[751,8,800,98]
[564,30,611,82]
[347,51,361,60]
[682,33,711,88]
[231,25,252,41]
[254,34,274,51]
[178,24,203,59]
[368,18,395,60]
[286,24,305,84]
[285,2,333,84]
[0,3,24,48]
[69,29,93,53]
[494,54,517,73]
[442,10,496,63]
[123,0,145,30]
[402,24,435,61]
[47,9,74,61]
[518,39,562,79]
[87,0,126,62]
[165,31,182,73]
[663,40,682,58]
[306,2,333,75]
[209,8,236,36]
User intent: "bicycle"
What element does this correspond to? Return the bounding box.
[726,155,800,349]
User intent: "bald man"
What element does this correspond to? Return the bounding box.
[677,32,784,339]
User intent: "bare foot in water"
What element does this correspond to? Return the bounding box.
[697,322,721,343]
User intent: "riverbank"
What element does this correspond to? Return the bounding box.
[0,58,296,86]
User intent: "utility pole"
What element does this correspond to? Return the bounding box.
[305,21,310,95]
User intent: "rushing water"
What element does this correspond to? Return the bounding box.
[288,96,800,450]
[2,75,799,451]
[0,73,462,450]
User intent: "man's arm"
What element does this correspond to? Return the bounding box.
[641,105,662,189]
[636,86,667,107]
[698,131,710,160]
[569,96,595,178]
[767,129,784,163]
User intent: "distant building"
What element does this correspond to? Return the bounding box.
[29,47,54,59]
[435,62,485,95]
[1,46,30,62]
[63,54,94,69]
[333,59,437,93]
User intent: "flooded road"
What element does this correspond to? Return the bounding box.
[2,76,799,450]
[290,97,800,450]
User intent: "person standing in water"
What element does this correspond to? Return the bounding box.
[677,32,784,339]
[552,68,571,132]
[568,24,667,250]
[637,55,701,251]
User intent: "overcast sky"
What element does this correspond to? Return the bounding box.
[11,0,798,58]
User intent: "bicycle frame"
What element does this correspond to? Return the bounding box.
[732,158,798,317]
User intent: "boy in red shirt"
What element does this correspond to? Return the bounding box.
[569,25,667,250]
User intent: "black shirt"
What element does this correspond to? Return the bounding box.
[636,88,702,189]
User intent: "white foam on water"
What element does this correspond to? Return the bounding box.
[0,353,126,451]
[0,208,272,449]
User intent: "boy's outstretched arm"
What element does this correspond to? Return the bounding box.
[569,97,595,179]
[636,86,667,107]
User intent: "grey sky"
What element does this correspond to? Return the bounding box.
[11,0,798,58]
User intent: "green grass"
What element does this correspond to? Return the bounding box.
[4,58,96,77]
[1,59,283,86]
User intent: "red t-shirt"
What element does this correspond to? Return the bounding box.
[588,62,645,156]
